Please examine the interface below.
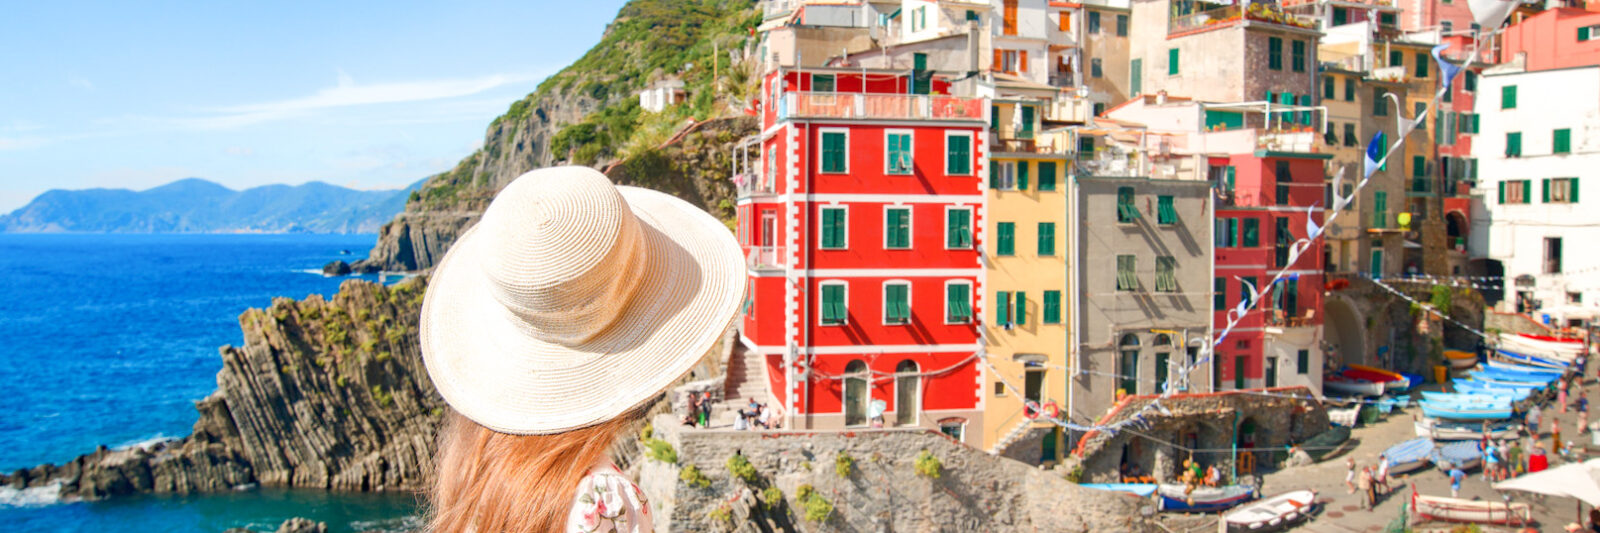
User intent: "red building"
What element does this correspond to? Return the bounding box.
[733,67,988,443]
[1437,32,1479,265]
[1211,152,1328,392]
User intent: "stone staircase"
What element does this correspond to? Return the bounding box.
[713,340,774,425]
[988,410,1036,455]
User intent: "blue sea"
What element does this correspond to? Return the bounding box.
[0,234,420,532]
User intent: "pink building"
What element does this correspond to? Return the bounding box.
[1498,8,1600,71]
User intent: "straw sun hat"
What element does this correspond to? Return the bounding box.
[420,166,745,435]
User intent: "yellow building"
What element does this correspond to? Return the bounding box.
[980,94,1074,463]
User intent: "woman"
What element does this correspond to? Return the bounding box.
[423,168,746,532]
[1344,457,1357,494]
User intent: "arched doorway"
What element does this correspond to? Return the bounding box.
[1237,417,1261,477]
[1323,296,1366,368]
[844,360,868,427]
[894,360,920,427]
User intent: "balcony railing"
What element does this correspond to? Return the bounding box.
[1170,3,1316,34]
[989,132,1069,154]
[735,172,778,199]
[1264,311,1314,328]
[746,245,788,271]
[1255,130,1319,152]
[778,92,986,121]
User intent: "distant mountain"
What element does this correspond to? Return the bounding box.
[0,178,425,234]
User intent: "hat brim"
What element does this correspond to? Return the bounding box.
[420,186,745,435]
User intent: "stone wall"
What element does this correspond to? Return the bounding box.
[1071,387,1330,484]
[639,414,1157,532]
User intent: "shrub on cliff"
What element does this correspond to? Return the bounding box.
[761,486,783,507]
[799,487,832,523]
[915,450,942,479]
[834,452,854,478]
[644,438,677,464]
[369,385,394,408]
[726,453,758,484]
[679,464,711,489]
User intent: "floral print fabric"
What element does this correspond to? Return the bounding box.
[567,463,652,533]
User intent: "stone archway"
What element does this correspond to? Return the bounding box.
[1323,295,1367,368]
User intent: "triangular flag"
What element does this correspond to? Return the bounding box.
[1305,202,1323,242]
[1363,131,1387,178]
[1466,0,1515,34]
[1432,44,1463,92]
[1386,92,1422,138]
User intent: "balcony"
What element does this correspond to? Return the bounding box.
[1256,130,1319,152]
[990,131,1071,154]
[778,92,985,122]
[746,245,788,271]
[735,172,778,199]
[1170,3,1316,35]
[1264,310,1317,328]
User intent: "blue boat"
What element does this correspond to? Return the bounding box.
[1494,349,1570,369]
[1082,483,1158,497]
[1157,484,1259,513]
[1470,369,1557,385]
[1484,360,1565,378]
[1420,391,1516,405]
[1429,440,1484,471]
[1452,379,1538,396]
[1384,437,1435,474]
[1419,396,1513,409]
[1420,401,1513,421]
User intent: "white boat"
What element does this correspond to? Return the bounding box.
[1157,484,1259,512]
[1223,490,1317,532]
[1411,491,1532,525]
[1413,418,1523,441]
[1324,375,1386,396]
[1327,404,1361,427]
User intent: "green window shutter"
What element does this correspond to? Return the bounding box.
[1507,132,1521,157]
[1543,178,1550,203]
[1292,40,1306,72]
[996,291,1011,324]
[886,208,909,248]
[1037,222,1056,255]
[1415,53,1428,77]
[821,208,846,249]
[1038,161,1057,191]
[1017,161,1030,190]
[1021,106,1036,136]
[1214,277,1227,310]
[1116,186,1138,222]
[947,209,971,248]
[1168,48,1179,75]
[1502,85,1517,109]
[1581,26,1591,41]
[1155,256,1177,292]
[990,105,1000,130]
[822,132,847,172]
[1389,50,1403,69]
[1373,88,1386,115]
[947,135,971,175]
[1226,218,1239,247]
[1373,191,1387,228]
[1268,37,1282,70]
[821,285,846,324]
[1498,181,1506,204]
[1555,129,1571,154]
[1014,291,1027,325]
[1413,155,1426,178]
[1043,290,1061,324]
[1573,178,1581,203]
[1471,114,1481,133]
[1157,195,1176,225]
[1323,77,1334,99]
[1524,180,1533,204]
[1116,255,1137,291]
[1225,166,1236,191]
[887,133,911,174]
[885,284,909,323]
[997,222,1015,255]
[947,283,970,322]
[989,162,1000,189]
[1242,217,1259,247]
[1299,94,1312,125]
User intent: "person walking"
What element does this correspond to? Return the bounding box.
[420,167,746,532]
[698,391,712,428]
[1508,439,1525,476]
[1345,457,1357,494]
[1561,378,1571,414]
[1528,404,1543,438]
[1554,418,1564,455]
[1484,440,1501,482]
[1375,454,1391,494]
[1448,464,1466,498]
[1581,392,1591,435]
[1358,466,1375,511]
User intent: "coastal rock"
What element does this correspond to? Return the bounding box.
[321,260,352,276]
[274,517,328,533]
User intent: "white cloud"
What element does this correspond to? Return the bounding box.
[175,70,545,130]
[0,136,51,151]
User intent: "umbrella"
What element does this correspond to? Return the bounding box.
[1495,458,1600,521]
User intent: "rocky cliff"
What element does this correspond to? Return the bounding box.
[1,278,442,499]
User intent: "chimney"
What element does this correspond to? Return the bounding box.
[1156,90,1168,105]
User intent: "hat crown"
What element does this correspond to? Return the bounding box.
[476,168,646,346]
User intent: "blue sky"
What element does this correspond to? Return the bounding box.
[0,0,629,212]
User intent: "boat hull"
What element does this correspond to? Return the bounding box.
[1224,490,1318,533]
[1412,493,1532,525]
[1413,418,1522,441]
[1158,484,1259,513]
[1420,402,1512,421]
[1323,378,1385,397]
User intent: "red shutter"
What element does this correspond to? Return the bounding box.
[993,49,1003,72]
[1020,51,1028,72]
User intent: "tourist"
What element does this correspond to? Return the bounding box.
[1345,457,1357,494]
[732,409,749,431]
[1554,418,1564,455]
[1375,454,1391,494]
[700,391,713,428]
[757,403,772,430]
[1358,466,1375,510]
[1561,378,1570,414]
[1529,443,1549,473]
[1204,464,1221,487]
[1448,463,1465,498]
[420,167,745,532]
[1508,439,1525,476]
[684,393,701,427]
[1528,404,1543,438]
[1484,440,1500,482]
[1588,507,1600,533]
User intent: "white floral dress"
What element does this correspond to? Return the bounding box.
[566,462,653,533]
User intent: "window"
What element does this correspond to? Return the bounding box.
[1214,278,1227,309]
[1242,217,1260,247]
[1379,12,1396,26]
[1414,52,1428,78]
[1043,290,1062,323]
[968,9,981,22]
[990,160,1016,189]
[1502,85,1517,109]
[884,207,911,249]
[993,382,1006,397]
[1499,179,1531,204]
[1088,11,1100,33]
[1264,357,1278,388]
[895,360,919,426]
[844,360,868,426]
[1332,6,1347,25]
[884,282,910,324]
[1268,37,1283,70]
[1506,132,1522,157]
[1292,40,1306,72]
[1412,155,1427,179]
[1038,222,1056,255]
[1118,335,1139,395]
[946,133,972,175]
[1057,10,1069,30]
[821,130,847,172]
[1342,184,1354,210]
[813,74,835,92]
[886,131,912,174]
[1372,88,1387,116]
[939,419,966,441]
[1297,350,1309,375]
[1092,58,1103,78]
[1116,255,1137,291]
[1554,128,1572,154]
[1014,291,1027,325]
[996,222,1015,255]
[1415,102,1427,132]
[1582,25,1598,41]
[1002,0,1018,35]
[820,207,847,249]
[913,6,927,31]
[1116,14,1128,36]
[1216,217,1239,247]
[1155,351,1170,392]
[1274,217,1291,267]
[1344,78,1356,101]
[1369,247,1383,276]
[946,282,972,323]
[1323,77,1334,99]
[1155,256,1177,292]
[1157,195,1177,225]
[1546,177,1579,204]
[1116,186,1139,222]
[1168,48,1180,75]
[1130,58,1142,94]
[1546,237,1563,274]
[946,207,972,249]
[1038,161,1057,191]
[1017,160,1031,190]
[1078,135,1095,158]
[1234,356,1246,389]
[1343,123,1358,147]
[821,283,848,325]
[996,291,1011,324]
[1465,71,1477,91]
[1372,191,1387,228]
[1388,50,1403,70]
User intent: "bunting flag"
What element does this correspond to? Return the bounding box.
[1363,131,1387,179]
[1304,203,1322,242]
[1385,92,1423,139]
[1331,164,1354,212]
[1466,0,1515,34]
[1432,44,1463,92]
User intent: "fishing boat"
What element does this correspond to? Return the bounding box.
[1341,365,1411,391]
[1469,370,1556,386]
[1411,491,1532,525]
[1451,379,1538,397]
[1429,440,1484,471]
[1383,438,1435,475]
[1483,360,1565,378]
[1418,397,1513,410]
[1419,391,1514,404]
[1222,490,1317,533]
[1444,349,1478,370]
[1327,404,1360,427]
[1080,483,1158,497]
[1492,349,1570,370]
[1419,401,1513,421]
[1301,426,1352,460]
[1324,374,1386,397]
[1507,333,1586,357]
[1157,484,1259,513]
[1413,418,1522,441]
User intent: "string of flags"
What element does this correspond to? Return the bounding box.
[1368,276,1493,341]
[1352,273,1504,291]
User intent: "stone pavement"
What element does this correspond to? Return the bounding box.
[1247,372,1598,533]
